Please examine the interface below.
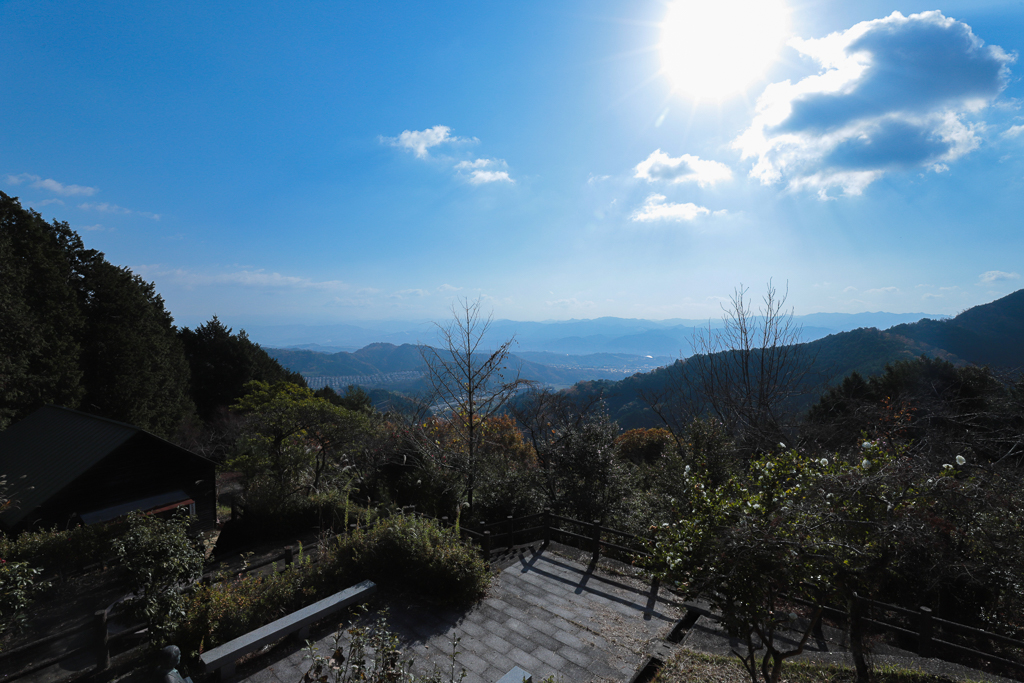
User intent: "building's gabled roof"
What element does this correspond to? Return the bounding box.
[0,405,200,529]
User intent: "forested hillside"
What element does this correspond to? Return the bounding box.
[0,194,300,435]
[565,292,1022,432]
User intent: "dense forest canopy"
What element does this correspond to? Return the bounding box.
[0,193,300,436]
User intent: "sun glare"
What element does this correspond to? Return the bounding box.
[660,0,790,101]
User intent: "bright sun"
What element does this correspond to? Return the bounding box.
[660,0,790,101]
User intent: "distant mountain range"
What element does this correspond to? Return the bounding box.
[251,310,947,358]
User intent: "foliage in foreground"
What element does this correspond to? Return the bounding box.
[173,513,489,665]
[652,648,960,683]
[301,612,467,683]
[327,513,489,607]
[0,521,117,573]
[113,511,205,646]
[0,559,49,643]
[642,438,1024,683]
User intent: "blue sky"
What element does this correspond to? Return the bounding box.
[3,0,1023,329]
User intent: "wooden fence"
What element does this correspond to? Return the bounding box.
[784,591,1024,675]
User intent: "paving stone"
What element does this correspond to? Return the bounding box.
[532,646,569,670]
[505,647,544,673]
[458,651,492,675]
[481,633,514,655]
[499,628,540,654]
[556,645,593,668]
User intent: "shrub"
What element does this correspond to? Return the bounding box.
[113,511,204,646]
[323,513,489,607]
[0,523,117,574]
[0,559,48,642]
[175,556,317,663]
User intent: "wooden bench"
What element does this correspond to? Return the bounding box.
[199,580,377,680]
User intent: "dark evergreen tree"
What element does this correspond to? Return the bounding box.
[179,316,306,422]
[76,256,195,437]
[0,193,86,428]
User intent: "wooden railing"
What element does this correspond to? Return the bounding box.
[784,591,1024,675]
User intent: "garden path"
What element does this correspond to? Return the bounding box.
[236,544,685,683]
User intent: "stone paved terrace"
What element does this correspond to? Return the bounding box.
[236,544,686,683]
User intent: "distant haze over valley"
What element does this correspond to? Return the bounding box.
[250,311,947,359]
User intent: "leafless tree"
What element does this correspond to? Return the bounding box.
[420,297,532,510]
[644,282,814,455]
[509,386,606,468]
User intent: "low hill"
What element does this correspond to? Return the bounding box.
[562,290,1023,430]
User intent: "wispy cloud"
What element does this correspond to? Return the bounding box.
[865,286,899,294]
[978,270,1020,283]
[380,125,475,158]
[634,150,732,187]
[34,198,65,207]
[4,173,98,197]
[734,11,1014,198]
[437,284,461,292]
[79,202,160,220]
[1003,124,1024,139]
[454,158,514,184]
[630,194,711,222]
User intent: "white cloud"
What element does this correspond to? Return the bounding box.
[865,286,899,294]
[1003,124,1024,139]
[34,198,65,207]
[922,292,943,299]
[381,125,474,158]
[634,150,733,187]
[81,224,109,232]
[468,170,512,185]
[135,266,352,291]
[734,11,1014,198]
[4,173,97,196]
[78,202,160,220]
[454,158,514,184]
[437,284,461,292]
[630,194,711,222]
[843,286,857,292]
[979,270,1020,283]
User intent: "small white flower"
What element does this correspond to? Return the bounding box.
[956,455,966,466]
[778,442,786,449]
[752,503,760,509]
[861,459,872,469]
[819,458,828,466]
[943,464,953,470]
[862,441,873,450]
[684,465,690,472]
[416,479,422,485]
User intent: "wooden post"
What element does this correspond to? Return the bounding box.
[542,508,551,545]
[482,530,492,561]
[506,515,515,550]
[94,610,110,672]
[284,545,294,566]
[918,606,934,658]
[591,520,602,563]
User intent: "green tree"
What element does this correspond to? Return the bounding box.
[113,510,204,646]
[180,316,307,422]
[230,381,371,503]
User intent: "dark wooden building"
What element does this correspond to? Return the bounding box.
[0,405,216,534]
